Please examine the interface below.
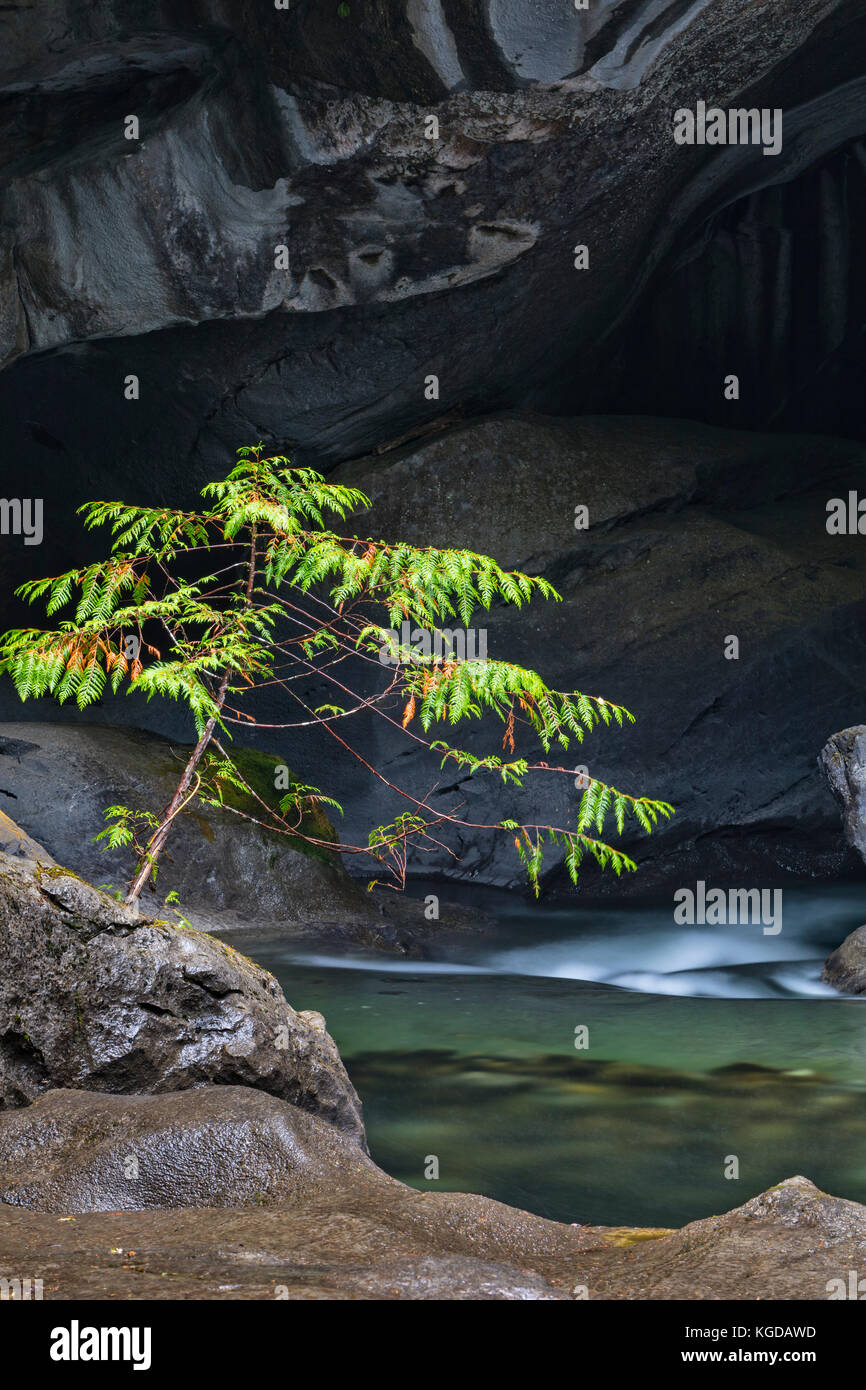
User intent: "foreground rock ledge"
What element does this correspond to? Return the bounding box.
[0,1090,861,1300]
[0,851,365,1142]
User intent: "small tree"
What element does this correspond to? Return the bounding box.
[0,446,673,906]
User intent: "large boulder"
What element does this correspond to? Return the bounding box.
[819,726,866,864]
[822,925,866,994]
[0,850,365,1141]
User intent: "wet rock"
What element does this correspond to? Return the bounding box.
[0,0,862,514]
[584,1176,866,1300]
[0,1081,584,1298]
[822,924,866,994]
[0,1085,570,1294]
[0,722,489,949]
[0,721,371,928]
[818,726,866,992]
[0,1087,382,1213]
[2,0,851,380]
[0,850,365,1141]
[819,726,866,864]
[0,1158,859,1299]
[313,1255,568,1301]
[0,807,54,864]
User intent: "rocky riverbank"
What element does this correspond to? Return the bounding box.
[1,1158,863,1301]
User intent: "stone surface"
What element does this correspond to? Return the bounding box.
[819,725,866,864]
[0,4,864,907]
[0,806,54,864]
[0,720,375,928]
[1,0,853,374]
[0,724,489,947]
[0,1086,383,1213]
[6,410,865,899]
[3,410,866,899]
[818,728,866,992]
[0,0,862,514]
[0,1144,858,1298]
[822,924,866,993]
[0,849,365,1141]
[585,1175,866,1300]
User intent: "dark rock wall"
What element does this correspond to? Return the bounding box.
[601,136,866,435]
[0,0,865,892]
[2,0,864,464]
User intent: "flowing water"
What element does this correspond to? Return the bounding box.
[244,882,866,1229]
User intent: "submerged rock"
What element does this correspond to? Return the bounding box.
[0,850,365,1141]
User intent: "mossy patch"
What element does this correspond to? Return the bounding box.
[36,865,83,883]
[600,1227,674,1248]
[208,746,338,867]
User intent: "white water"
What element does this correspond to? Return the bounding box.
[293,884,866,999]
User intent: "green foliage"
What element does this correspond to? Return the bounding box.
[197,749,341,865]
[162,890,192,930]
[0,444,673,900]
[94,805,162,885]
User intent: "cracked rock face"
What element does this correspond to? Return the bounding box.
[0,851,366,1142]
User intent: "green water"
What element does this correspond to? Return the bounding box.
[245,883,866,1229]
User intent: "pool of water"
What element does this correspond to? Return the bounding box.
[244,882,866,1229]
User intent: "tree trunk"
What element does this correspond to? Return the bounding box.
[125,527,257,906]
[124,676,229,905]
